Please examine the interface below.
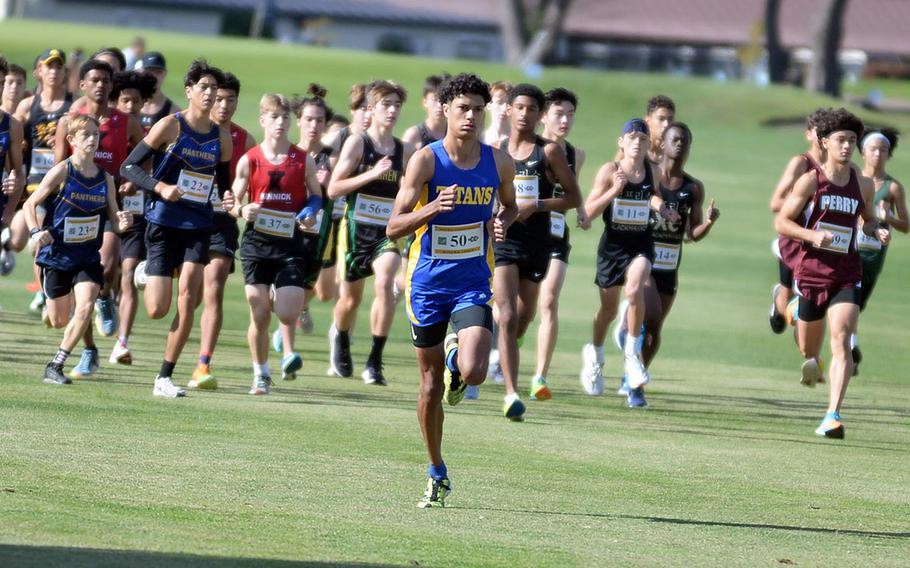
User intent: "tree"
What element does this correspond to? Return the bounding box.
[765,0,789,84]
[499,0,573,67]
[806,0,848,97]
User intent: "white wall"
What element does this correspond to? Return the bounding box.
[14,0,222,35]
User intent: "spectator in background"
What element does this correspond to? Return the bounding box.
[123,37,145,71]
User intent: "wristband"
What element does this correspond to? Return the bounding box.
[29,227,41,237]
[297,207,316,222]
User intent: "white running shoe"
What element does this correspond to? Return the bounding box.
[488,349,504,384]
[299,309,314,334]
[580,343,604,396]
[326,323,338,376]
[109,339,133,365]
[624,352,650,389]
[29,291,46,313]
[133,260,148,291]
[153,376,186,398]
[612,299,630,352]
[800,358,820,388]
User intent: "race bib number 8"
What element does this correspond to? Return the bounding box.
[514,175,539,202]
[550,212,566,238]
[123,193,144,215]
[653,242,681,271]
[816,222,852,254]
[254,208,296,238]
[30,149,55,176]
[431,222,484,260]
[353,194,394,226]
[611,199,650,226]
[177,170,214,205]
[855,222,882,252]
[63,215,100,244]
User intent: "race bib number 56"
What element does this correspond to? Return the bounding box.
[353,194,394,226]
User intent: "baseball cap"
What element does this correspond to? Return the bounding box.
[621,118,649,136]
[36,48,66,67]
[135,51,166,71]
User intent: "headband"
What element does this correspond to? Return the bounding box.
[861,132,891,150]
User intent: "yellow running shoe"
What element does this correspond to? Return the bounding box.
[417,477,451,508]
[188,363,218,390]
[530,376,552,401]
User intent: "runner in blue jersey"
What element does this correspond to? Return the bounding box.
[387,73,517,508]
[0,58,25,275]
[120,60,233,398]
[23,115,132,385]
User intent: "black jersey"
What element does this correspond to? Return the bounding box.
[344,133,403,236]
[502,135,555,242]
[602,161,654,245]
[651,174,696,272]
[25,93,73,186]
[550,141,577,240]
[416,122,442,148]
[140,98,174,134]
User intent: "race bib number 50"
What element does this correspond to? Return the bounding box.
[63,215,100,244]
[177,170,214,205]
[431,222,484,260]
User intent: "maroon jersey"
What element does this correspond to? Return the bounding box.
[795,167,864,285]
[779,153,820,269]
[229,122,248,183]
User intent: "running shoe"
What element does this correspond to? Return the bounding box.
[41,305,51,328]
[95,295,117,337]
[617,375,631,396]
[109,339,132,365]
[417,477,451,509]
[329,325,353,378]
[464,384,480,400]
[69,348,100,379]
[187,363,217,390]
[153,376,186,398]
[298,309,314,334]
[29,291,46,313]
[133,260,149,291]
[502,394,526,421]
[851,345,862,377]
[815,411,844,439]
[0,245,14,276]
[442,333,465,405]
[43,362,71,385]
[282,352,303,381]
[529,375,552,401]
[768,284,786,334]
[579,343,604,396]
[800,357,820,388]
[488,348,504,384]
[272,328,283,353]
[624,350,650,389]
[361,363,388,386]
[249,374,272,396]
[785,296,799,326]
[627,386,648,408]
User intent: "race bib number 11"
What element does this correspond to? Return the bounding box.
[611,199,650,226]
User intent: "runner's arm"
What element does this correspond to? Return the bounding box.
[120,115,179,196]
[23,161,68,234]
[583,161,620,220]
[387,147,440,241]
[1,118,25,227]
[770,155,808,213]
[688,179,718,242]
[52,114,69,164]
[775,171,824,245]
[326,135,375,199]
[493,147,518,236]
[884,180,908,233]
[859,176,889,245]
[401,126,421,148]
[228,154,251,218]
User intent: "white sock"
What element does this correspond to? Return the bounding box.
[504,392,520,404]
[625,335,640,357]
[850,333,858,349]
[253,362,270,377]
[593,344,604,361]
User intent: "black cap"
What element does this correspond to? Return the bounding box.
[36,48,66,67]
[135,51,166,71]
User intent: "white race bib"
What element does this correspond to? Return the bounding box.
[303,209,324,235]
[855,222,882,252]
[209,184,226,213]
[611,199,650,226]
[254,208,296,238]
[431,222,484,260]
[122,193,144,215]
[514,175,539,202]
[177,170,214,205]
[353,194,394,226]
[815,221,852,254]
[30,148,55,177]
[653,242,681,271]
[550,212,566,239]
[63,215,100,244]
[332,197,346,220]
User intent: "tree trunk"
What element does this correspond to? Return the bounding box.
[765,0,789,83]
[500,0,529,65]
[500,0,572,66]
[520,0,572,67]
[806,0,848,97]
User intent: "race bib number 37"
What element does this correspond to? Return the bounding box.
[431,222,484,260]
[815,222,852,254]
[254,208,296,238]
[177,170,214,205]
[353,194,394,226]
[611,199,650,226]
[63,215,100,244]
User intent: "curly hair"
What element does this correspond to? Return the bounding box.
[815,107,864,141]
[110,70,157,102]
[437,73,491,105]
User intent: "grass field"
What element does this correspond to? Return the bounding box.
[1,18,909,568]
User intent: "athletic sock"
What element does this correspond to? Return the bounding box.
[52,348,70,367]
[428,461,448,481]
[118,335,128,347]
[849,333,858,349]
[367,335,387,367]
[253,362,270,377]
[625,335,640,357]
[159,360,176,378]
[445,345,459,374]
[593,344,604,360]
[199,353,212,365]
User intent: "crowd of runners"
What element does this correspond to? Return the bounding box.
[0,44,904,507]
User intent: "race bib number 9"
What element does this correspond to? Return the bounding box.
[611,199,650,226]
[550,212,566,238]
[122,193,144,215]
[353,194,394,226]
[254,208,296,238]
[177,170,214,205]
[855,222,882,252]
[303,209,324,235]
[815,222,852,254]
[514,175,539,202]
[63,215,101,244]
[653,242,681,271]
[431,222,484,260]
[30,148,55,176]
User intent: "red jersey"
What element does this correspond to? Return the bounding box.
[246,144,309,212]
[75,107,130,180]
[795,167,864,284]
[779,152,820,270]
[229,122,249,183]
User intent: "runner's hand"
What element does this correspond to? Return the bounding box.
[298,215,316,230]
[2,170,19,195]
[32,229,53,248]
[371,156,393,179]
[493,213,507,243]
[157,184,182,202]
[316,167,330,187]
[117,210,133,232]
[241,203,260,222]
[813,230,834,248]
[706,198,720,223]
[118,181,136,195]
[576,207,590,230]
[876,226,891,245]
[221,190,235,212]
[659,202,680,223]
[434,184,456,214]
[610,169,627,193]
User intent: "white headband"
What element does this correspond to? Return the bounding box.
[861,132,891,150]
